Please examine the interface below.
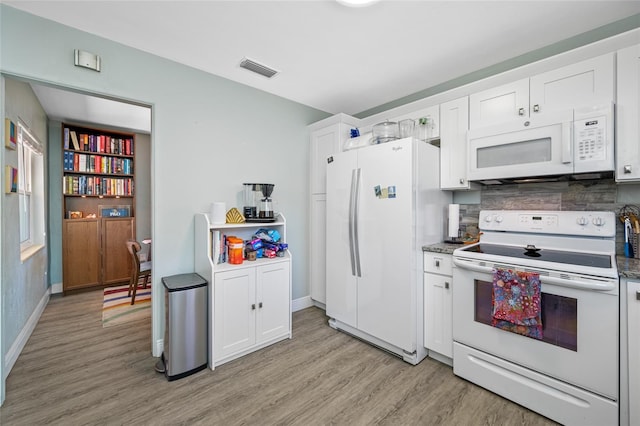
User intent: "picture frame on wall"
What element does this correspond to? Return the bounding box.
[5,165,18,193]
[5,118,17,150]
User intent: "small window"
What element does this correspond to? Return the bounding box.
[17,121,44,252]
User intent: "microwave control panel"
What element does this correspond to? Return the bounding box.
[573,103,614,171]
[575,114,606,161]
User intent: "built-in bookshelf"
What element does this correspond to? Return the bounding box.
[62,126,135,200]
[62,123,136,292]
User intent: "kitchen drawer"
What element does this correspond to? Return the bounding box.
[424,253,453,275]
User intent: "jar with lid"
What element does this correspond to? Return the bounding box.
[372,120,399,144]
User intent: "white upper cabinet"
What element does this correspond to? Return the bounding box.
[470,52,615,129]
[310,115,359,194]
[616,44,640,182]
[470,78,529,129]
[440,97,476,190]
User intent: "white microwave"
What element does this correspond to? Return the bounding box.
[467,103,614,182]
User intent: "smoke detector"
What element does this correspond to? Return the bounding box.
[239,57,279,78]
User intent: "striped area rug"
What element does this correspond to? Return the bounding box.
[102,284,151,328]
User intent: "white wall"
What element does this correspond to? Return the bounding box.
[0,4,329,404]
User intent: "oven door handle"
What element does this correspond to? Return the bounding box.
[539,275,615,292]
[453,258,615,291]
[453,258,493,273]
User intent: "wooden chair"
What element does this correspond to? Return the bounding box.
[126,240,152,305]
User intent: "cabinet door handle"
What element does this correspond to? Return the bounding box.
[259,302,263,308]
[636,291,640,301]
[518,107,525,116]
[252,304,256,310]
[445,281,450,289]
[533,104,540,113]
[435,260,440,267]
[459,178,465,185]
[624,165,632,174]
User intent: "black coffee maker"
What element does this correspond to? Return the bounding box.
[243,183,275,222]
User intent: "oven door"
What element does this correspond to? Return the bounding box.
[452,257,618,399]
[467,109,574,181]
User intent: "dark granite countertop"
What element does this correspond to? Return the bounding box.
[424,243,640,280]
[422,243,464,255]
[617,256,640,280]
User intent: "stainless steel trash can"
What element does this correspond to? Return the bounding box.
[161,273,208,381]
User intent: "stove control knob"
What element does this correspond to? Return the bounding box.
[592,217,605,226]
[576,217,588,226]
[484,215,493,223]
[495,215,504,223]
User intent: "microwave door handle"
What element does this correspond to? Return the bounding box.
[561,122,572,164]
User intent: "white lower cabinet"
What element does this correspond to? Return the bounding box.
[214,261,290,364]
[423,252,453,361]
[194,213,292,369]
[621,279,640,426]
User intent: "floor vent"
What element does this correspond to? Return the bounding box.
[239,57,279,78]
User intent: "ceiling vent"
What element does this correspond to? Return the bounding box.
[239,57,279,78]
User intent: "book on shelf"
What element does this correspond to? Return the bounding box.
[64,128,69,149]
[70,130,80,150]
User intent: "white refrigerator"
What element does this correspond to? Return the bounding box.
[326,137,450,364]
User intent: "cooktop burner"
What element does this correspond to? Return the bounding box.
[461,243,612,268]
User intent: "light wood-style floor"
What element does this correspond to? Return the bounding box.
[1,289,557,425]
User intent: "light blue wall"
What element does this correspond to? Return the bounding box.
[0,3,330,380]
[47,121,62,288]
[1,76,49,398]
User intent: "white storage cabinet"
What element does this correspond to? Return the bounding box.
[423,252,453,364]
[616,44,640,182]
[469,52,615,129]
[621,279,640,426]
[308,114,359,306]
[440,96,477,190]
[194,213,292,368]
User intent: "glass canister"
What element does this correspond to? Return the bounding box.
[415,116,434,141]
[372,120,399,144]
[399,119,415,139]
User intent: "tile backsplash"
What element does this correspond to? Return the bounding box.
[457,178,638,255]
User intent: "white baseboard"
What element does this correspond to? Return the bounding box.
[51,282,63,294]
[291,295,313,312]
[4,288,50,378]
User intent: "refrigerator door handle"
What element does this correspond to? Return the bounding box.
[354,168,362,277]
[348,168,357,276]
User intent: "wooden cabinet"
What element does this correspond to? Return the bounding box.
[62,219,101,290]
[440,97,477,190]
[61,123,136,292]
[423,252,453,363]
[616,44,640,182]
[621,279,640,426]
[470,52,615,129]
[194,213,292,368]
[102,218,135,285]
[308,114,359,305]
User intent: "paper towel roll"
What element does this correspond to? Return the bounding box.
[448,204,460,239]
[210,202,227,225]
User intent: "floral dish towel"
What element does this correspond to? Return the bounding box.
[492,268,543,340]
